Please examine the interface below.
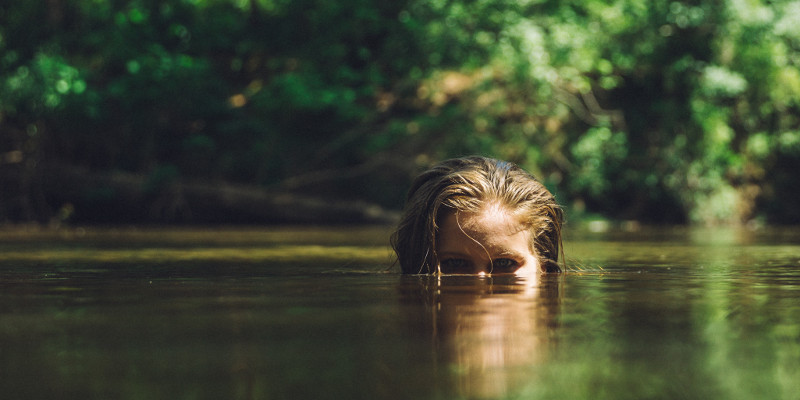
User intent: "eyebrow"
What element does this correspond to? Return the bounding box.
[485,246,524,258]
[438,249,524,260]
[437,251,469,258]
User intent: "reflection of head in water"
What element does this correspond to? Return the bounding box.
[392,156,563,275]
[399,274,562,399]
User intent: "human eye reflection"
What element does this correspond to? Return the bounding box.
[439,258,521,274]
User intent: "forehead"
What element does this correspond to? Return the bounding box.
[437,204,530,249]
[459,204,526,235]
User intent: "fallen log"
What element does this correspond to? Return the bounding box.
[43,164,400,224]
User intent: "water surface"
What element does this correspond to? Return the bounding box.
[1,226,799,399]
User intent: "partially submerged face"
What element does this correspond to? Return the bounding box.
[435,203,539,276]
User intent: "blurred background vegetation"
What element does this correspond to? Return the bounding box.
[1,0,799,226]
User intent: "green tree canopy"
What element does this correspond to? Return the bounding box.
[1,0,799,224]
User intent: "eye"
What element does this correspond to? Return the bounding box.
[490,258,520,274]
[439,258,471,274]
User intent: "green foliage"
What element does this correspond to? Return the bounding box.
[570,126,628,199]
[2,0,800,224]
[1,53,85,116]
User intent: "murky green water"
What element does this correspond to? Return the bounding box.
[1,226,799,399]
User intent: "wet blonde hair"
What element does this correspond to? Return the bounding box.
[391,156,564,274]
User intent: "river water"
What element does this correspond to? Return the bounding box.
[1,225,799,399]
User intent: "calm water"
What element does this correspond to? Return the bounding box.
[1,226,799,400]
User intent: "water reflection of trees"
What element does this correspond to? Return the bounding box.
[399,274,562,399]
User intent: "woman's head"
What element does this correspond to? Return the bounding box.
[391,156,563,274]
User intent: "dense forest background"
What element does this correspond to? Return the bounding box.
[2,0,799,225]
